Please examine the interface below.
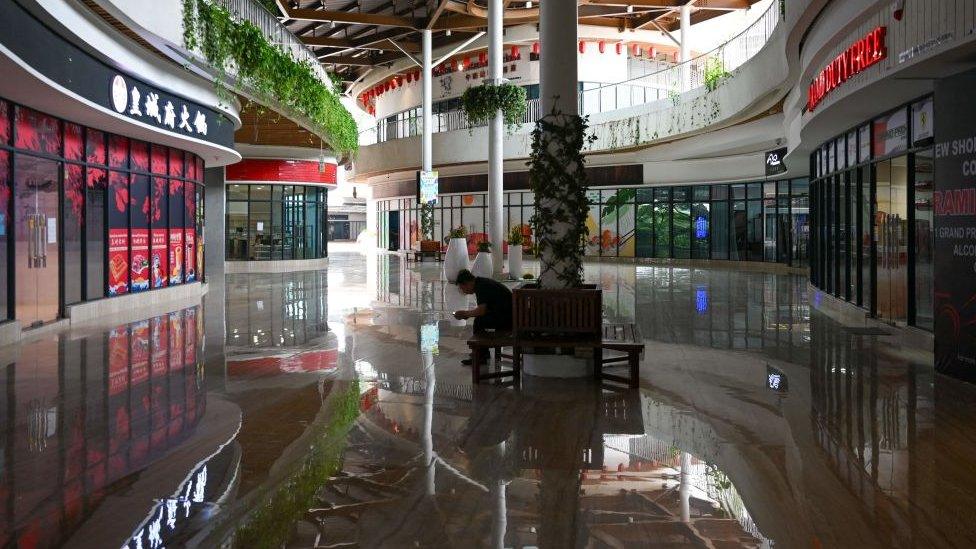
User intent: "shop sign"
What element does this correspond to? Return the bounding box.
[766,365,788,393]
[872,107,907,158]
[933,69,976,380]
[912,97,934,145]
[899,32,953,64]
[807,27,887,112]
[110,75,208,137]
[417,170,439,204]
[765,147,788,176]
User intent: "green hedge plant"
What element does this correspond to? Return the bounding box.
[182,0,357,156]
[460,83,527,133]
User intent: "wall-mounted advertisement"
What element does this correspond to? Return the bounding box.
[418,170,439,204]
[108,171,129,296]
[185,184,196,282]
[912,96,934,146]
[169,180,184,284]
[130,175,150,292]
[873,107,908,157]
[934,70,976,381]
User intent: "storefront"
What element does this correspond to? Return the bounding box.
[0,0,238,331]
[809,95,934,331]
[225,158,335,264]
[376,178,810,268]
[0,101,206,326]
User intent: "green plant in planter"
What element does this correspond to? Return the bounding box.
[477,240,492,253]
[704,57,731,92]
[181,0,357,157]
[507,225,525,246]
[460,83,528,133]
[522,273,535,280]
[448,226,467,239]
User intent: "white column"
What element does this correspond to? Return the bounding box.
[422,29,433,173]
[487,0,504,275]
[540,1,578,116]
[680,3,692,92]
[679,451,691,522]
[538,0,580,288]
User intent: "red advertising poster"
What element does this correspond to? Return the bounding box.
[151,229,167,288]
[150,316,169,451]
[184,308,197,367]
[185,229,196,282]
[169,230,183,285]
[131,229,150,292]
[108,229,129,296]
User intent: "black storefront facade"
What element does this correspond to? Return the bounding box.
[0,0,237,330]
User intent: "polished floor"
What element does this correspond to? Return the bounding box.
[1,249,975,548]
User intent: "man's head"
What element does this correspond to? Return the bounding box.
[456,269,476,294]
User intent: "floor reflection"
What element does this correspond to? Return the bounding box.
[3,252,976,547]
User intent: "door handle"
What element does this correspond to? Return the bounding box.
[39,215,47,268]
[26,215,34,269]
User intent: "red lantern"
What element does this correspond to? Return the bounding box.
[598,40,606,54]
[648,47,657,59]
[406,73,412,83]
[578,41,586,54]
[510,45,519,59]
[384,82,391,92]
[463,56,471,69]
[479,52,487,65]
[615,43,622,55]
[414,70,421,80]
[631,43,641,57]
[532,42,540,55]
[396,75,403,86]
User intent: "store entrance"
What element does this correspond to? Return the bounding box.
[874,156,908,324]
[388,210,400,251]
[14,155,61,327]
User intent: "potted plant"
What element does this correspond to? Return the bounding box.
[506,226,525,280]
[471,240,493,277]
[444,225,469,282]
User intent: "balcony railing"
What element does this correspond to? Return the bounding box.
[213,0,332,84]
[359,1,779,147]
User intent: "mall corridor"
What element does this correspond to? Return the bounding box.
[1,251,973,548]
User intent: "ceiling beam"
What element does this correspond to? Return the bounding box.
[425,0,455,29]
[285,8,419,29]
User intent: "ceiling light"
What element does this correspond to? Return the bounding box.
[627,5,634,13]
[446,29,452,36]
[525,1,532,7]
[330,20,336,29]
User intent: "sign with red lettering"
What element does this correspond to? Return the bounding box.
[807,27,887,113]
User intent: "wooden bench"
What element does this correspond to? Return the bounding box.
[467,287,645,388]
[409,240,443,262]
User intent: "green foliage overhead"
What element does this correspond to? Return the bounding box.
[182,0,358,156]
[460,83,528,132]
[703,57,731,92]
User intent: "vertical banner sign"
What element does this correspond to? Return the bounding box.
[151,177,168,288]
[108,172,129,296]
[169,180,184,285]
[934,70,976,380]
[130,175,150,292]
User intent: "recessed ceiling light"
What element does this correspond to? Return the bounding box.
[525,1,532,7]
[627,5,634,13]
[446,29,452,36]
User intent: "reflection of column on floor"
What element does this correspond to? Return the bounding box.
[490,441,508,549]
[422,281,437,496]
[680,451,692,523]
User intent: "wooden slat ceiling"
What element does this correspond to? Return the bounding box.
[275,0,762,89]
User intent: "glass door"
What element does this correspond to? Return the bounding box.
[14,155,61,326]
[874,156,909,324]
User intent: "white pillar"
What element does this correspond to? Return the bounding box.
[680,3,692,91]
[487,0,504,275]
[679,451,691,522]
[538,0,580,288]
[422,29,433,173]
[540,1,579,116]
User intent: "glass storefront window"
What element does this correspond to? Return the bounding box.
[223,183,328,261]
[914,149,934,331]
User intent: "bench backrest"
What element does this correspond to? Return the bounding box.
[420,240,440,252]
[512,287,602,339]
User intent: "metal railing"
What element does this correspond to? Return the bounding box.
[359,1,779,146]
[214,0,332,83]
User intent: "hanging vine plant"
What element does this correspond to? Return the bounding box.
[460,83,527,132]
[528,104,596,288]
[181,0,358,157]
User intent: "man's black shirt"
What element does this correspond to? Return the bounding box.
[473,277,513,329]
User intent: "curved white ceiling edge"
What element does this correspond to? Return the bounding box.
[0,49,241,167]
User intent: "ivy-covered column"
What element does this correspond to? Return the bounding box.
[534,0,586,289]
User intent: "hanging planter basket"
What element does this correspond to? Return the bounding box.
[460,83,527,133]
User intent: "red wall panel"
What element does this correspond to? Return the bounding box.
[226,159,337,185]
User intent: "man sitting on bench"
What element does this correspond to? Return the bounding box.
[452,269,513,366]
